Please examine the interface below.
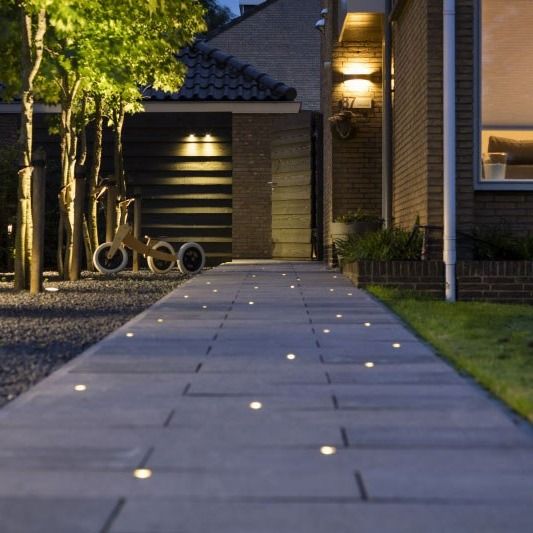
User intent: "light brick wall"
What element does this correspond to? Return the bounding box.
[231,114,273,258]
[321,0,382,264]
[209,0,322,111]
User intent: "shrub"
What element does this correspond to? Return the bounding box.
[472,226,533,260]
[335,226,423,263]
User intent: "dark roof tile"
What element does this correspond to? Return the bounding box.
[143,41,297,102]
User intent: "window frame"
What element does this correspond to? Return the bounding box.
[473,0,533,191]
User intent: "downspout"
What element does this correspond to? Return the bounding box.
[382,0,393,228]
[443,0,456,302]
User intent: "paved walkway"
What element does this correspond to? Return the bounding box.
[0,262,532,533]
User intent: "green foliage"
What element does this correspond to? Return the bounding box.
[334,209,382,224]
[200,0,234,31]
[472,225,533,260]
[369,286,533,422]
[335,226,423,262]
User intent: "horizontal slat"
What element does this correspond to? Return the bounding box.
[271,200,311,215]
[143,207,232,214]
[272,157,310,174]
[272,229,312,243]
[130,177,232,186]
[124,142,232,157]
[272,214,311,229]
[270,173,311,187]
[144,224,232,230]
[272,242,312,259]
[272,186,311,201]
[127,161,232,172]
[142,194,232,200]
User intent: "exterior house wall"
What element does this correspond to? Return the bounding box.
[232,113,273,258]
[391,0,439,231]
[208,0,322,111]
[321,0,383,264]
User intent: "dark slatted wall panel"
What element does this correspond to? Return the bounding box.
[124,113,232,266]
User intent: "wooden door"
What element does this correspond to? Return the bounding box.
[271,114,313,259]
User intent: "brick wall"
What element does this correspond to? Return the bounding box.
[392,0,436,230]
[331,41,383,220]
[231,114,273,258]
[209,0,321,111]
[342,259,533,303]
[321,0,382,264]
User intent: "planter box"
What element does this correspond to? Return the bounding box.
[341,260,533,303]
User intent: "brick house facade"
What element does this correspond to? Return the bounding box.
[321,0,533,264]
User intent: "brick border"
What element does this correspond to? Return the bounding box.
[341,260,533,303]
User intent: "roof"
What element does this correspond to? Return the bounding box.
[144,41,297,102]
[206,0,321,110]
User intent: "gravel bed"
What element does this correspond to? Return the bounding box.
[0,270,187,407]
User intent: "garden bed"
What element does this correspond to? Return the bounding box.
[0,270,186,407]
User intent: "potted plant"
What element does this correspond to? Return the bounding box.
[330,209,382,241]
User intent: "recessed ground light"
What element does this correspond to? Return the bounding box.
[320,446,336,456]
[213,289,218,293]
[126,332,134,337]
[44,287,59,292]
[329,288,334,292]
[336,314,343,318]
[290,285,295,289]
[254,286,259,289]
[249,301,255,305]
[252,275,256,278]
[364,362,375,368]
[333,275,337,279]
[364,322,371,327]
[206,281,211,285]
[296,277,301,281]
[282,273,287,276]
[202,305,208,309]
[347,293,353,296]
[157,318,164,323]
[323,329,331,334]
[184,295,189,299]
[133,468,152,479]
[249,401,262,410]
[74,384,87,392]
[392,343,401,349]
[286,353,296,360]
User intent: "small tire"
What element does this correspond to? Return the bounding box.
[147,241,176,274]
[178,242,205,275]
[93,243,128,275]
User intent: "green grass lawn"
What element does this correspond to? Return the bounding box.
[368,286,533,423]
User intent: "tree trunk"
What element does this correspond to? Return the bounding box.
[57,74,81,279]
[112,101,126,235]
[15,8,46,291]
[87,94,103,258]
[30,147,46,294]
[69,166,85,281]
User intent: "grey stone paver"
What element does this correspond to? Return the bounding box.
[0,261,532,532]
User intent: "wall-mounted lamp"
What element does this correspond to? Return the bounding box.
[343,70,382,85]
[315,18,325,32]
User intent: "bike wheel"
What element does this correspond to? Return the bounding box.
[177,242,205,275]
[93,243,128,274]
[147,241,176,274]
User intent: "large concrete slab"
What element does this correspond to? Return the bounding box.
[0,261,531,532]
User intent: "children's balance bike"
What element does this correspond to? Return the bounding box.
[93,224,205,276]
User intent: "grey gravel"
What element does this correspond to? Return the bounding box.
[0,270,186,406]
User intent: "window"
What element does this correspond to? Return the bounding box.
[478,0,533,187]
